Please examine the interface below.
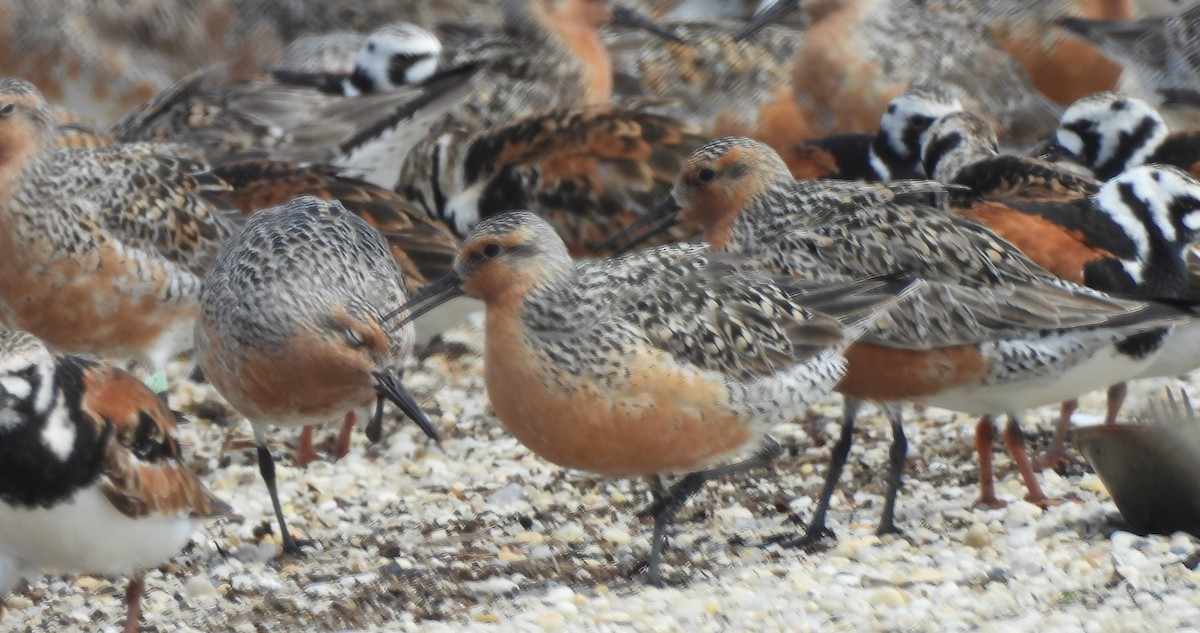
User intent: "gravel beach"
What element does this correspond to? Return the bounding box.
[5,315,1200,632]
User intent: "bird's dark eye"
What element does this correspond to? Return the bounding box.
[367,42,376,53]
[483,243,501,258]
[886,104,897,114]
[0,103,15,117]
[1071,119,1095,132]
[697,168,716,183]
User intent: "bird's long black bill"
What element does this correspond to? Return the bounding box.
[333,62,481,156]
[382,271,465,327]
[1054,16,1104,41]
[270,68,345,94]
[594,195,683,255]
[1032,140,1070,163]
[1160,87,1200,110]
[373,368,439,443]
[733,0,802,41]
[365,396,386,444]
[611,3,685,43]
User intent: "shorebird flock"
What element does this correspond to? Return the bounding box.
[1,0,1199,629]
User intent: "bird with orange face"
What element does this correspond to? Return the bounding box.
[604,136,1187,541]
[195,196,437,556]
[390,210,920,585]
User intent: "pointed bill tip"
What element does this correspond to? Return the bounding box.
[594,195,683,255]
[733,0,802,42]
[383,271,466,327]
[610,3,685,43]
[373,369,440,444]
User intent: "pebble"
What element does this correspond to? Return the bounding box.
[5,596,34,609]
[498,548,527,562]
[464,578,520,596]
[185,576,218,597]
[514,531,546,545]
[529,546,556,561]
[72,576,104,591]
[601,527,632,546]
[545,587,574,603]
[871,587,906,608]
[487,483,526,505]
[551,522,586,544]
[964,523,991,548]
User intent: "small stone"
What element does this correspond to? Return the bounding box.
[487,483,525,505]
[907,568,946,584]
[552,522,586,544]
[536,612,567,630]
[1006,500,1042,523]
[186,575,218,597]
[1079,474,1109,495]
[498,549,527,562]
[514,531,546,545]
[871,587,906,608]
[601,527,632,546]
[464,578,519,595]
[5,596,33,609]
[1111,531,1138,551]
[529,546,556,561]
[832,540,859,560]
[964,523,991,548]
[73,576,104,591]
[545,586,574,603]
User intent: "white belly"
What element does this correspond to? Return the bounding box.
[0,549,18,595]
[0,484,199,581]
[141,316,197,369]
[1136,321,1200,379]
[922,343,1156,415]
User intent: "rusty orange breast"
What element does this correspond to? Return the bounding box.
[991,0,1131,105]
[958,201,1106,284]
[196,319,377,427]
[0,225,193,356]
[836,342,989,401]
[482,307,754,477]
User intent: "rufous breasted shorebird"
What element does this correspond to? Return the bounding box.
[951,0,1131,105]
[346,1,700,254]
[206,155,461,465]
[0,77,238,369]
[735,0,1064,147]
[604,136,1188,542]
[48,100,461,467]
[1058,3,1200,115]
[195,196,437,555]
[389,210,921,585]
